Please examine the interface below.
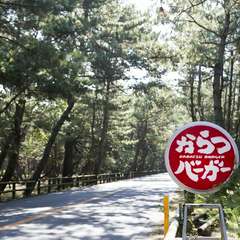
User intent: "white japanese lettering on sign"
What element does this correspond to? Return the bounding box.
[174,159,231,182]
[176,130,231,155]
[174,130,232,182]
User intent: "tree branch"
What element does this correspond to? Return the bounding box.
[0,89,25,116]
[0,35,29,50]
[186,14,220,36]
[176,0,207,18]
[200,41,219,45]
[187,0,206,8]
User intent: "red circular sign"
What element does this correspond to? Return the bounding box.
[165,121,239,193]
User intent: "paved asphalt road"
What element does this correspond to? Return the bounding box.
[0,173,179,240]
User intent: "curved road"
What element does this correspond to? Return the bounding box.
[0,173,179,240]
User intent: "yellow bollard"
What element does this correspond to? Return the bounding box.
[163,195,169,236]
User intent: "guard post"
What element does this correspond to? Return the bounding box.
[163,195,169,236]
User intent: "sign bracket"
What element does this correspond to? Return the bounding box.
[182,203,228,240]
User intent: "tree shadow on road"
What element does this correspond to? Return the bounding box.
[0,174,180,240]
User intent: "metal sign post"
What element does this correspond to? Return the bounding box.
[182,203,228,240]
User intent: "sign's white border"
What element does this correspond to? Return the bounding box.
[164,121,239,194]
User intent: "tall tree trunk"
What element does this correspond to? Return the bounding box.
[62,135,75,187]
[131,120,147,171]
[149,144,157,170]
[0,99,25,192]
[83,90,97,173]
[213,11,230,127]
[189,68,197,121]
[0,135,12,170]
[94,80,110,174]
[226,50,234,131]
[25,97,74,196]
[234,81,240,144]
[223,85,228,122]
[187,68,198,203]
[197,65,204,120]
[231,76,237,124]
[91,90,97,157]
[138,141,149,172]
[62,135,74,177]
[131,125,141,172]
